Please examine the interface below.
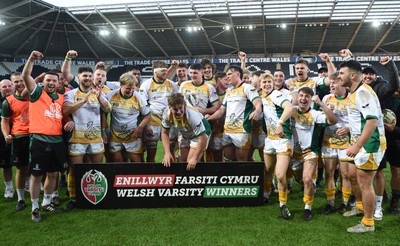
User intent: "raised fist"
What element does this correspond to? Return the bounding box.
[29,51,44,60]
[66,50,78,59]
[379,56,391,65]
[238,51,247,60]
[318,53,330,62]
[339,49,352,57]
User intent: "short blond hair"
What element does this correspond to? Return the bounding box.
[258,72,274,82]
[119,72,138,87]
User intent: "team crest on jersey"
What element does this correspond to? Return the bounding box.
[45,102,62,119]
[81,169,108,205]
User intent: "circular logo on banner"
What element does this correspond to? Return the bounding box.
[81,169,108,205]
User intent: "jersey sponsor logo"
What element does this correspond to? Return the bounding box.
[44,102,62,119]
[20,105,29,122]
[84,121,101,140]
[113,124,132,140]
[225,113,242,131]
[81,169,108,205]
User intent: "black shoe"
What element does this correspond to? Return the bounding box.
[15,200,26,211]
[321,204,336,215]
[389,198,400,214]
[280,205,293,220]
[288,186,292,194]
[42,203,62,213]
[316,180,322,188]
[337,203,347,214]
[31,208,41,222]
[263,196,270,204]
[52,197,61,207]
[64,200,76,212]
[302,209,313,221]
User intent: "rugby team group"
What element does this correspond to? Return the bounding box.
[0,48,399,234]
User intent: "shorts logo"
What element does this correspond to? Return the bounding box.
[33,164,41,171]
[81,169,108,205]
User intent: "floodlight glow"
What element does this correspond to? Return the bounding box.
[119,28,128,36]
[188,27,193,32]
[281,24,287,29]
[372,21,380,27]
[99,30,110,36]
[225,25,231,30]
[249,25,254,29]
[0,20,5,25]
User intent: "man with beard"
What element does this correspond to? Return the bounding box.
[62,50,111,210]
[127,65,142,85]
[340,49,400,220]
[360,63,399,220]
[139,61,178,162]
[338,60,386,233]
[1,73,29,211]
[22,51,66,222]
